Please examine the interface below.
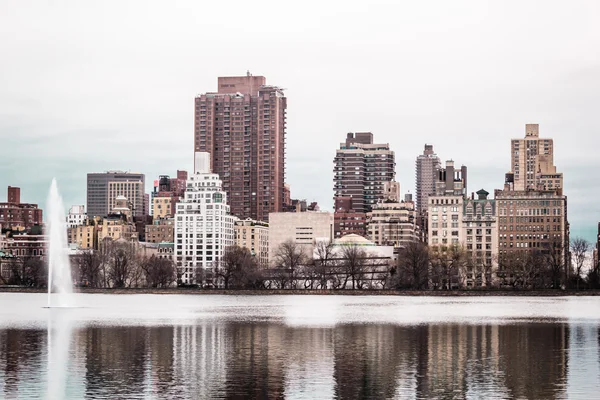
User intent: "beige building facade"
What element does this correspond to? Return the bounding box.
[427,195,465,248]
[234,218,269,267]
[510,124,563,192]
[69,224,98,249]
[462,190,498,287]
[367,200,418,249]
[268,212,334,264]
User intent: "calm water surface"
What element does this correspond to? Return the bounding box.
[1,294,600,399]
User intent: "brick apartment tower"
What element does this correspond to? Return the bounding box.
[333,132,395,213]
[194,73,287,222]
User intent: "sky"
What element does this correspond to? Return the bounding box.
[1,0,599,242]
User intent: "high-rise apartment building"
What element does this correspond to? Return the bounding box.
[333,132,395,213]
[497,124,569,285]
[510,124,563,191]
[87,172,145,218]
[175,152,235,286]
[194,73,287,222]
[415,144,441,214]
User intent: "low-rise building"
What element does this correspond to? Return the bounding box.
[69,223,99,249]
[334,197,367,239]
[66,205,87,228]
[145,218,175,244]
[268,211,334,263]
[234,218,269,267]
[157,242,174,262]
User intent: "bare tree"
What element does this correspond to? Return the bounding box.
[395,242,429,289]
[544,240,565,289]
[73,250,102,287]
[570,237,590,290]
[141,255,176,288]
[339,244,368,290]
[272,240,307,289]
[312,240,336,289]
[103,239,136,288]
[8,257,46,287]
[429,245,465,290]
[215,245,257,289]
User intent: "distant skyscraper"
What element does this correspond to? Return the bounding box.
[510,124,563,191]
[194,73,287,222]
[86,172,145,218]
[175,152,235,286]
[333,132,395,213]
[415,144,441,215]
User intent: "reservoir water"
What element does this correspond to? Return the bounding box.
[1,294,599,399]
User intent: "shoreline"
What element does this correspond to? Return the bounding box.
[2,287,600,296]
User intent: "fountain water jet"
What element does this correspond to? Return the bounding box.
[46,179,73,308]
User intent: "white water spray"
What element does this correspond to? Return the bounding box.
[46,179,73,308]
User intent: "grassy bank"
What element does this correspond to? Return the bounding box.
[2,286,600,296]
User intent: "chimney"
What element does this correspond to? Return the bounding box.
[7,186,20,204]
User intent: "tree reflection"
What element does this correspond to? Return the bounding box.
[0,321,584,399]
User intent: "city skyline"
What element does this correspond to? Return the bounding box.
[1,1,599,242]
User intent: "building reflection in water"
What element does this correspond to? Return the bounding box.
[0,321,595,398]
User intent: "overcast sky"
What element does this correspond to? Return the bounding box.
[1,1,599,242]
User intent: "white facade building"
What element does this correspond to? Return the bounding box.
[175,153,235,286]
[66,205,87,228]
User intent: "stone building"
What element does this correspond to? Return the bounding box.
[268,211,333,264]
[234,218,269,267]
[145,218,175,244]
[462,189,498,287]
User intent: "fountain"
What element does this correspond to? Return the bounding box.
[46,179,73,308]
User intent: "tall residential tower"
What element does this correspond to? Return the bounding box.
[415,144,441,215]
[333,132,395,213]
[510,124,563,192]
[194,73,287,222]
